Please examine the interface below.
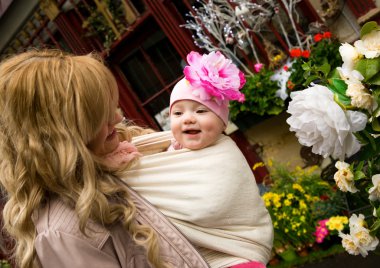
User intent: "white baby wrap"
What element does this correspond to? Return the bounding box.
[124,131,273,268]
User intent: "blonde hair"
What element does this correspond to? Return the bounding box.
[0,50,164,267]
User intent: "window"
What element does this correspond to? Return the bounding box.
[120,30,184,117]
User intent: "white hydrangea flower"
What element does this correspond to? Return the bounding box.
[337,67,364,84]
[349,214,366,229]
[346,83,375,111]
[369,174,380,201]
[339,232,361,256]
[354,30,380,59]
[339,43,361,70]
[334,161,358,193]
[340,214,380,257]
[287,85,367,160]
[351,226,379,257]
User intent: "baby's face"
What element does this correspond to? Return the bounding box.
[170,100,225,150]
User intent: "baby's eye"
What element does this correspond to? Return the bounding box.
[196,109,208,113]
[172,111,183,116]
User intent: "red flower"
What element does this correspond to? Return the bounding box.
[290,48,302,58]
[301,50,310,58]
[320,195,329,201]
[323,32,332,39]
[287,80,295,90]
[314,33,323,42]
[283,65,289,71]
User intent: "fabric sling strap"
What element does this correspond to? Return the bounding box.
[121,181,210,268]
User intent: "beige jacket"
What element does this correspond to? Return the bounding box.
[32,187,209,268]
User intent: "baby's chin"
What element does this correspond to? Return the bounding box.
[182,141,212,150]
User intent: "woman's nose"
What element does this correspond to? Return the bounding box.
[112,111,123,125]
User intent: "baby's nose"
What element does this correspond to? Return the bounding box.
[183,113,196,123]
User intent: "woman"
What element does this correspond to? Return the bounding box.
[0,49,208,268]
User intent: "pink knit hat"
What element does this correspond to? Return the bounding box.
[169,51,246,126]
[170,78,230,125]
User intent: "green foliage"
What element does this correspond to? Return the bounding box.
[287,37,343,93]
[82,1,128,49]
[360,21,380,38]
[0,260,10,268]
[229,69,285,120]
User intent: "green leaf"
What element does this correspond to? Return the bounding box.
[333,93,352,109]
[355,160,365,172]
[354,58,380,81]
[370,218,380,236]
[354,132,369,145]
[372,117,380,132]
[328,79,352,109]
[354,170,366,181]
[356,138,380,160]
[303,75,320,86]
[328,68,341,79]
[372,102,380,118]
[368,72,380,85]
[317,62,331,76]
[329,78,347,95]
[360,21,379,38]
[301,62,311,71]
[363,129,377,151]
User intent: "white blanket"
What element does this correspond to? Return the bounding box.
[124,131,273,268]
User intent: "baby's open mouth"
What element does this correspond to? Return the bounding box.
[184,130,201,134]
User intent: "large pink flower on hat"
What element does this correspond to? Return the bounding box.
[183,51,245,103]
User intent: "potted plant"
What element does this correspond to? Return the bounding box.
[229,68,286,130]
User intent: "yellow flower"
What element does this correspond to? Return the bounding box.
[284,199,292,206]
[292,183,305,193]
[287,193,294,199]
[299,200,307,210]
[252,162,265,170]
[304,194,312,201]
[307,165,319,174]
[326,216,349,231]
[267,159,273,167]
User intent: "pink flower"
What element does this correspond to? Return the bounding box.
[314,219,330,243]
[318,219,329,227]
[184,51,246,103]
[254,63,264,73]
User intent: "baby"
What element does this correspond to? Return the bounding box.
[120,51,274,268]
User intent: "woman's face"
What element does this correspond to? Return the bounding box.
[87,98,123,156]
